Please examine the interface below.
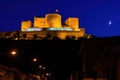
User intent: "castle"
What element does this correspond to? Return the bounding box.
[22,13,81,31]
[20,13,86,40]
[0,13,91,40]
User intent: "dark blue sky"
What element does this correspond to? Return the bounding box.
[0,0,120,37]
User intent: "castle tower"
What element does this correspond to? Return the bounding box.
[45,14,62,28]
[34,16,49,28]
[21,20,32,31]
[64,18,79,29]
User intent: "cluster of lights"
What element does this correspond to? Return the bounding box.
[46,73,51,76]
[33,58,51,77]
[38,65,51,77]
[4,50,51,78]
[39,65,46,70]
[46,27,73,31]
[23,27,74,31]
[23,28,43,31]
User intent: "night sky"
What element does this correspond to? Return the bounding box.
[0,0,120,37]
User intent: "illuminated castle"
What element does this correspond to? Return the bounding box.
[20,13,86,40]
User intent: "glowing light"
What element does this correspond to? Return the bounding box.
[33,58,37,62]
[46,73,51,76]
[11,51,16,55]
[108,20,112,25]
[22,27,73,31]
[46,73,49,76]
[39,65,42,68]
[46,28,73,31]
[23,28,42,31]
[43,67,46,69]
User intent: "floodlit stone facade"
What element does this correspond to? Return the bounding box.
[64,18,79,29]
[21,20,32,31]
[19,13,86,40]
[0,13,92,40]
[21,13,79,31]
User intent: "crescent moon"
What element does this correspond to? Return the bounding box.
[108,21,112,25]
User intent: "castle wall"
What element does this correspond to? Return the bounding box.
[64,18,79,29]
[45,14,62,28]
[34,17,49,28]
[19,28,85,40]
[21,20,32,31]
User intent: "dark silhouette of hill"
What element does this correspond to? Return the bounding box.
[0,40,83,80]
[88,35,120,39]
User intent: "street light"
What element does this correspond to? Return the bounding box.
[45,72,51,80]
[46,73,49,76]
[46,73,51,76]
[46,73,50,76]
[38,65,46,70]
[43,66,46,70]
[11,51,16,55]
[39,65,42,69]
[10,50,17,57]
[33,58,37,62]
[38,65,48,80]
